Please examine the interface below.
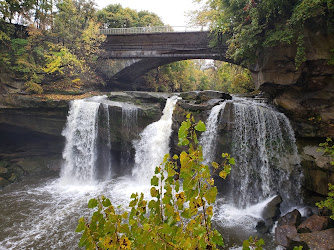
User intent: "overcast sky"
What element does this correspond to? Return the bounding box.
[95,0,201,27]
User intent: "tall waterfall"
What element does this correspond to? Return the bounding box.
[200,102,228,165]
[60,99,101,184]
[60,96,114,184]
[231,98,301,208]
[199,97,301,208]
[132,96,180,183]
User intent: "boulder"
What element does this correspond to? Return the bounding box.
[255,220,268,234]
[255,195,283,233]
[275,224,298,247]
[262,195,283,222]
[297,215,328,233]
[288,228,334,250]
[278,209,302,227]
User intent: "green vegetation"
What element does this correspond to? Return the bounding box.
[144,60,255,93]
[0,0,256,94]
[0,2,167,94]
[316,137,334,219]
[0,0,105,93]
[192,0,334,67]
[97,4,164,28]
[76,114,245,249]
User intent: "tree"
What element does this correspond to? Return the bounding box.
[97,4,164,29]
[76,114,235,249]
[192,0,334,67]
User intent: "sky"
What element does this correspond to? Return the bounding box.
[95,0,201,27]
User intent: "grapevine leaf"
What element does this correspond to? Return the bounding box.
[195,120,206,132]
[88,198,98,208]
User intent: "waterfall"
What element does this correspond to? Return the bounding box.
[60,96,115,184]
[200,102,227,165]
[132,96,180,183]
[231,97,301,208]
[60,99,101,184]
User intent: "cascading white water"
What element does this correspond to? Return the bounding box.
[132,96,180,183]
[60,99,101,184]
[200,102,227,165]
[231,97,301,208]
[0,94,304,250]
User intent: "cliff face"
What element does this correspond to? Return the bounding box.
[250,28,334,199]
[250,28,334,138]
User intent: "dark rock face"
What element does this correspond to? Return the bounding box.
[275,224,298,247]
[276,208,333,249]
[262,195,283,222]
[249,27,334,199]
[255,195,283,233]
[297,215,329,233]
[278,209,301,227]
[288,228,334,250]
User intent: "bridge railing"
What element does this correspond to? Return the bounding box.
[99,26,209,35]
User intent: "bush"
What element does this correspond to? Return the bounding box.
[76,114,235,249]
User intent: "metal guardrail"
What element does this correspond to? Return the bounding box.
[99,26,209,35]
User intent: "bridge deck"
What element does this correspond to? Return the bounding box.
[100,26,209,35]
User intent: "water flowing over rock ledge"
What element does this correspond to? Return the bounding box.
[0,91,332,206]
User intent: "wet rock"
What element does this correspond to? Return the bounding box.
[179,91,232,102]
[255,195,283,233]
[179,91,199,101]
[297,215,328,233]
[262,195,283,222]
[288,228,334,250]
[278,209,301,227]
[255,220,269,234]
[275,224,298,247]
[197,90,232,102]
[0,177,10,188]
[177,101,212,111]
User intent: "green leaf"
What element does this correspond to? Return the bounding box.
[204,186,217,204]
[102,198,111,207]
[151,176,159,186]
[143,223,150,231]
[229,157,235,165]
[76,217,85,232]
[88,198,98,208]
[212,230,224,246]
[195,120,206,132]
[150,187,159,197]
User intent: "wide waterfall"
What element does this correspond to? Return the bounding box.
[201,97,301,209]
[132,96,180,183]
[231,97,301,208]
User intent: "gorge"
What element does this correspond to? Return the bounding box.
[0,90,330,248]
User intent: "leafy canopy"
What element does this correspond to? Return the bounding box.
[192,0,334,67]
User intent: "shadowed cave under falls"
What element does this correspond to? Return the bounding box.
[0,95,304,249]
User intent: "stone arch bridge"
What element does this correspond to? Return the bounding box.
[99,27,230,84]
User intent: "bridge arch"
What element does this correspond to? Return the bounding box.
[99,29,233,85]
